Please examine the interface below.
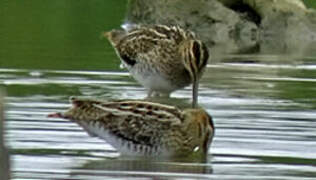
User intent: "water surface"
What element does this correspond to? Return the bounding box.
[2,54,316,179]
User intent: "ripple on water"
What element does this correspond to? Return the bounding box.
[2,59,316,179]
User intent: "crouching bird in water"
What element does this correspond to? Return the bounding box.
[48,97,215,157]
[104,25,210,108]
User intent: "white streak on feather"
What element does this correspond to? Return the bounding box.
[92,104,142,117]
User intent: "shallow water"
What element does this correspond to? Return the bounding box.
[1,1,316,180]
[2,54,316,179]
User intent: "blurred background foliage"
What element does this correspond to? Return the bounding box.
[0,0,315,71]
[0,0,126,70]
[303,0,316,8]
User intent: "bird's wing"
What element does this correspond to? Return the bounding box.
[62,98,184,146]
[115,26,176,66]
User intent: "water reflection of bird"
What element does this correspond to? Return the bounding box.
[49,97,215,157]
[104,25,209,107]
[72,157,213,177]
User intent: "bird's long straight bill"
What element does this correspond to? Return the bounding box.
[192,80,199,108]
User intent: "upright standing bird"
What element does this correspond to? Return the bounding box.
[104,25,209,107]
[48,97,215,157]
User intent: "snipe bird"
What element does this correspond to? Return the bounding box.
[104,25,209,107]
[49,97,215,157]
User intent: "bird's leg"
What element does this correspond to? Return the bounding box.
[146,90,170,98]
[147,90,154,98]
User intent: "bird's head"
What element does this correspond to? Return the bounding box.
[179,40,209,108]
[183,108,215,154]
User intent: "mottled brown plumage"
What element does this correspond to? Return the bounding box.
[104,25,209,107]
[49,97,215,157]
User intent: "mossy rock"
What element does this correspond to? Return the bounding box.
[126,0,316,55]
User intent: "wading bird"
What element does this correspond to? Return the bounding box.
[104,25,209,107]
[49,97,215,157]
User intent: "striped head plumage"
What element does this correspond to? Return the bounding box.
[103,24,210,107]
[48,97,215,157]
[179,39,209,108]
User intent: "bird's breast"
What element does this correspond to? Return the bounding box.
[126,61,191,92]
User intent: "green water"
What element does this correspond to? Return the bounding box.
[1,0,125,70]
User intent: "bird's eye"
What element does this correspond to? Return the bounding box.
[191,41,209,71]
[192,41,201,67]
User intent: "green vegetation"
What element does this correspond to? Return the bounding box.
[303,0,316,8]
[0,0,125,71]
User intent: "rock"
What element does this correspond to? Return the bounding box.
[125,0,316,55]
